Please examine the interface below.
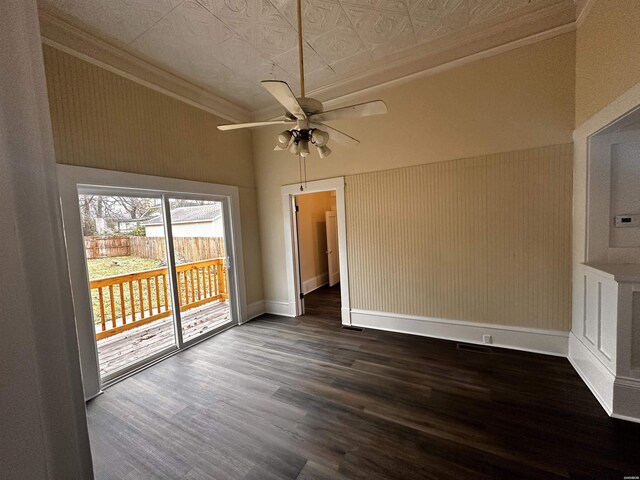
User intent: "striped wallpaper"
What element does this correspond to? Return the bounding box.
[42,45,254,189]
[346,144,573,331]
[42,45,264,303]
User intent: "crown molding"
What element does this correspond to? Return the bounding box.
[253,1,577,120]
[324,23,576,113]
[38,10,251,123]
[38,2,576,125]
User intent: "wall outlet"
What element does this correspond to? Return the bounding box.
[482,334,493,344]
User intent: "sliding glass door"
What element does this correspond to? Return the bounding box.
[79,192,176,379]
[76,189,235,384]
[167,198,232,344]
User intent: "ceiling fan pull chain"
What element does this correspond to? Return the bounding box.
[299,154,304,191]
[303,154,308,190]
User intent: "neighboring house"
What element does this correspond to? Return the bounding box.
[142,204,223,237]
[109,217,153,234]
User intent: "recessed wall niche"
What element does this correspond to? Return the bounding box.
[572,104,640,422]
[587,106,640,264]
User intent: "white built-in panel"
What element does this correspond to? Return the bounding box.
[599,280,618,361]
[580,266,618,370]
[584,275,600,345]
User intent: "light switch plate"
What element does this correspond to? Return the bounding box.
[614,214,640,228]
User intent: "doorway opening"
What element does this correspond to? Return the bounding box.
[293,190,341,321]
[281,177,351,324]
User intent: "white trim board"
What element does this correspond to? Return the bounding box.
[264,300,297,317]
[569,332,640,421]
[351,309,569,357]
[568,332,615,414]
[303,273,329,294]
[244,301,266,323]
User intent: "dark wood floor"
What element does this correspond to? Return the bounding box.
[88,306,640,479]
[303,283,341,321]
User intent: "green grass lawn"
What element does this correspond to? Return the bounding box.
[87,256,162,279]
[87,256,168,326]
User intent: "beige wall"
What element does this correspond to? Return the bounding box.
[42,45,263,303]
[296,191,335,293]
[575,0,640,127]
[347,145,572,330]
[254,32,575,330]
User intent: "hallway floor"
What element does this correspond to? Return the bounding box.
[302,283,341,322]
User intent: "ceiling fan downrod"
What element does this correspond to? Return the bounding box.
[297,0,305,98]
[215,0,388,159]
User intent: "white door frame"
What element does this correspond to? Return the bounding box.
[57,165,248,400]
[281,177,351,325]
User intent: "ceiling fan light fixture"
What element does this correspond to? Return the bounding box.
[311,129,328,147]
[317,144,332,158]
[299,139,310,157]
[277,130,292,146]
[289,139,300,155]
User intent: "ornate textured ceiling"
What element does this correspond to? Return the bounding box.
[39,0,575,113]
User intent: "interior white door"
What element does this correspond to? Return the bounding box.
[325,211,340,286]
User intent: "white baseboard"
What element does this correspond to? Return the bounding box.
[350,309,569,357]
[264,299,297,317]
[568,332,640,422]
[611,411,640,424]
[613,376,640,420]
[568,332,615,414]
[341,306,351,326]
[243,301,265,323]
[302,273,328,294]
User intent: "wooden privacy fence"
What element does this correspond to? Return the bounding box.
[84,236,225,261]
[129,236,225,262]
[84,236,130,259]
[90,258,228,340]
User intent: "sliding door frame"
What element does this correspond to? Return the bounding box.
[58,165,248,400]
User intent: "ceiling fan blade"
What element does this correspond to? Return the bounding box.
[309,100,387,123]
[261,80,306,119]
[311,122,360,147]
[217,119,294,131]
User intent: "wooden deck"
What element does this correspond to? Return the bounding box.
[96,301,231,377]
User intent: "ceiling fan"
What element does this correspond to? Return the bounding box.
[216,0,388,158]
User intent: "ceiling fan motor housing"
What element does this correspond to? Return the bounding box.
[296,97,324,117]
